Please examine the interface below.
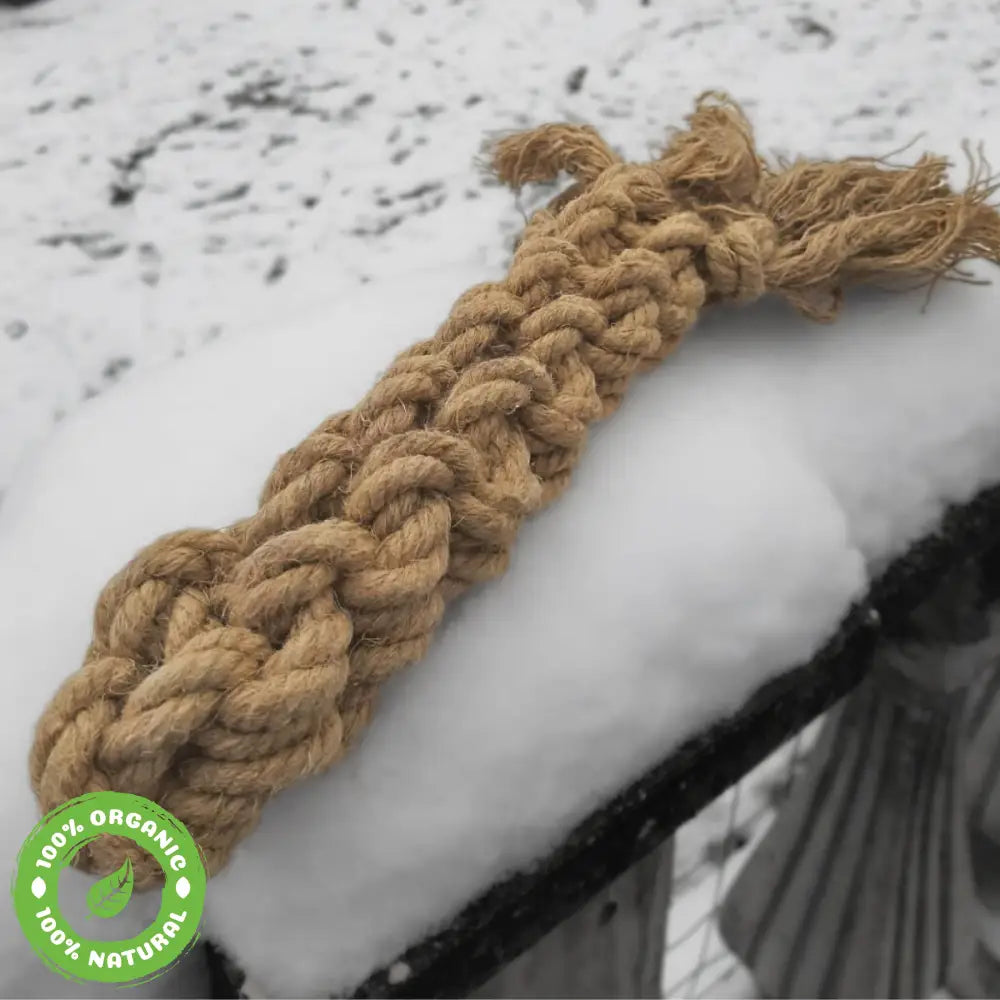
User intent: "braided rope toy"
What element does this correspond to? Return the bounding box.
[30,95,1000,887]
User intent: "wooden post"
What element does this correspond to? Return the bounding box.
[718,560,997,999]
[951,606,1000,999]
[474,838,674,999]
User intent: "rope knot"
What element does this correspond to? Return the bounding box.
[703,215,777,303]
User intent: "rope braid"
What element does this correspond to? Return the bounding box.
[29,95,1000,887]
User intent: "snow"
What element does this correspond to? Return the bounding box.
[3,0,1000,997]
[3,0,1000,495]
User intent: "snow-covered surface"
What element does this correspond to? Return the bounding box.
[3,0,1000,495]
[3,0,1000,997]
[4,265,1000,996]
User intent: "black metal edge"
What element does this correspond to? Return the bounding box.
[205,940,243,1000]
[206,482,1000,999]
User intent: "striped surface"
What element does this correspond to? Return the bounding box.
[719,656,978,998]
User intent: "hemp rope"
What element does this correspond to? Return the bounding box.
[29,95,1000,888]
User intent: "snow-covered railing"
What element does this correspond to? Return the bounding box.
[207,484,1000,999]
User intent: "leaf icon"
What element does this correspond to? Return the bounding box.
[86,857,134,919]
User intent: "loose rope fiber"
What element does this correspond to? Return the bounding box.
[29,94,1000,887]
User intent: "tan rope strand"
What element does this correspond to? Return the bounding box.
[29,95,1000,887]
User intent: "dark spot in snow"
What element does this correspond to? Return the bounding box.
[391,148,412,165]
[227,62,251,78]
[597,901,618,926]
[301,77,349,94]
[214,118,248,131]
[789,15,835,48]
[29,99,54,115]
[32,64,56,86]
[386,125,402,143]
[227,79,287,110]
[109,111,212,206]
[352,214,403,237]
[302,194,320,209]
[414,103,444,119]
[71,95,93,110]
[102,357,133,381]
[110,182,136,206]
[833,104,881,126]
[565,65,587,94]
[464,93,482,107]
[39,231,128,260]
[415,192,446,214]
[667,19,721,39]
[185,182,251,210]
[464,188,480,199]
[376,28,395,45]
[299,45,317,56]
[203,234,227,253]
[5,319,28,341]
[399,181,442,200]
[265,255,288,284]
[355,92,375,107]
[200,81,215,93]
[224,74,327,120]
[263,133,297,155]
[376,196,394,207]
[82,385,100,400]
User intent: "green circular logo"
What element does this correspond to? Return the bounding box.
[11,791,207,986]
